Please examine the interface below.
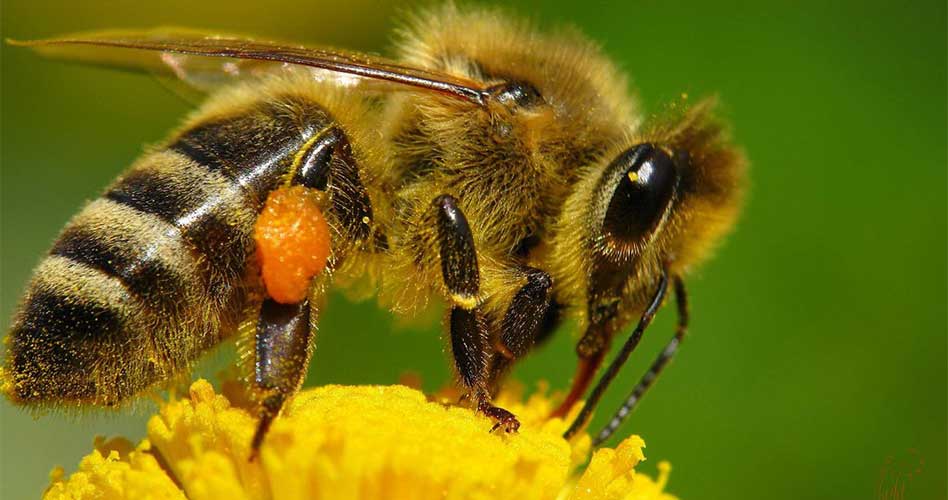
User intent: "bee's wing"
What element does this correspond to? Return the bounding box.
[9,28,488,105]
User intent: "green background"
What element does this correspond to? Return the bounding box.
[2,1,944,499]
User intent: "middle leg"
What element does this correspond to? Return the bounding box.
[432,194,520,433]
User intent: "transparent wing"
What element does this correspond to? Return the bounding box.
[9,28,488,104]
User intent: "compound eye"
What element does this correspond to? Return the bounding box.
[602,143,678,244]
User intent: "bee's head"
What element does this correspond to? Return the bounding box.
[549,98,746,335]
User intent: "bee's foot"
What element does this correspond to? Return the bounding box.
[478,400,521,433]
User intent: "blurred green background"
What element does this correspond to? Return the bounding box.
[1,1,944,498]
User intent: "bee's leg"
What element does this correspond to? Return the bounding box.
[293,126,373,243]
[249,297,314,459]
[432,195,486,387]
[449,307,521,433]
[247,121,378,457]
[591,277,688,446]
[433,194,520,433]
[487,267,554,388]
[433,194,480,304]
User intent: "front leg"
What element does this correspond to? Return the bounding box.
[487,267,554,389]
[433,194,520,433]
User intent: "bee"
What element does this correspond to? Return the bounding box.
[2,4,744,453]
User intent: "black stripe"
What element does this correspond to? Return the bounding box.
[104,168,238,297]
[169,138,226,174]
[179,206,251,292]
[106,168,192,224]
[20,287,124,344]
[169,107,314,202]
[9,288,126,402]
[51,226,188,313]
[104,164,251,300]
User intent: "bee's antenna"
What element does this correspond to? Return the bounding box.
[591,276,688,446]
[563,270,669,440]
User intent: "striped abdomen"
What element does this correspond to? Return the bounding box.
[4,94,335,406]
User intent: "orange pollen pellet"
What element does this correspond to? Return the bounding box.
[253,185,332,304]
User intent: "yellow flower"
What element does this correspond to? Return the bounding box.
[43,379,676,500]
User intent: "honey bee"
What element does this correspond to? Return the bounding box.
[2,4,744,453]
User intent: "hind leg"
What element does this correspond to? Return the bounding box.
[249,123,375,457]
[249,298,314,457]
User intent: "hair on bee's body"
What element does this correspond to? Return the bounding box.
[4,77,380,407]
[3,4,744,449]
